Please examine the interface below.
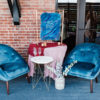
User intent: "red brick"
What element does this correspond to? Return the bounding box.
[0,0,56,59]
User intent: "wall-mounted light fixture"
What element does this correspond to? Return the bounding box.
[7,0,21,25]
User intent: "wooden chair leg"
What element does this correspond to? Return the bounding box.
[90,80,93,93]
[6,81,9,95]
[95,77,98,83]
[26,74,30,83]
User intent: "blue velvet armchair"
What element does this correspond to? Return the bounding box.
[0,44,29,94]
[63,43,100,93]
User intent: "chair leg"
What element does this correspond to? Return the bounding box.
[95,77,98,83]
[26,74,30,83]
[6,81,9,95]
[90,80,93,93]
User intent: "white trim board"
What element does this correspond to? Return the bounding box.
[58,0,100,3]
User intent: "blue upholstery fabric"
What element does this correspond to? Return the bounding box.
[66,62,95,77]
[0,44,29,81]
[63,43,100,80]
[40,12,61,41]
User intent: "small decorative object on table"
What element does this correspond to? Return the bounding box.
[41,42,47,47]
[58,42,61,45]
[38,47,41,56]
[33,47,37,56]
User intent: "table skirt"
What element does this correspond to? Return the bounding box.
[28,45,67,80]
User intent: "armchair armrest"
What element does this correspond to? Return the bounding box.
[91,63,100,79]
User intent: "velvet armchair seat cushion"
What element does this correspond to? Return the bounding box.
[0,63,29,81]
[66,62,95,77]
[0,63,27,71]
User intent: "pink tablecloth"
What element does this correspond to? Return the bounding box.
[28,45,67,80]
[28,42,58,56]
[44,45,67,79]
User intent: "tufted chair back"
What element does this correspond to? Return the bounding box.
[63,43,100,67]
[0,44,26,65]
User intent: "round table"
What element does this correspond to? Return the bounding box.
[31,56,53,64]
[31,56,53,90]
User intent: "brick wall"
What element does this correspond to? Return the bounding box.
[0,0,56,60]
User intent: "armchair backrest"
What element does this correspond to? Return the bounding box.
[63,43,100,66]
[0,44,26,65]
